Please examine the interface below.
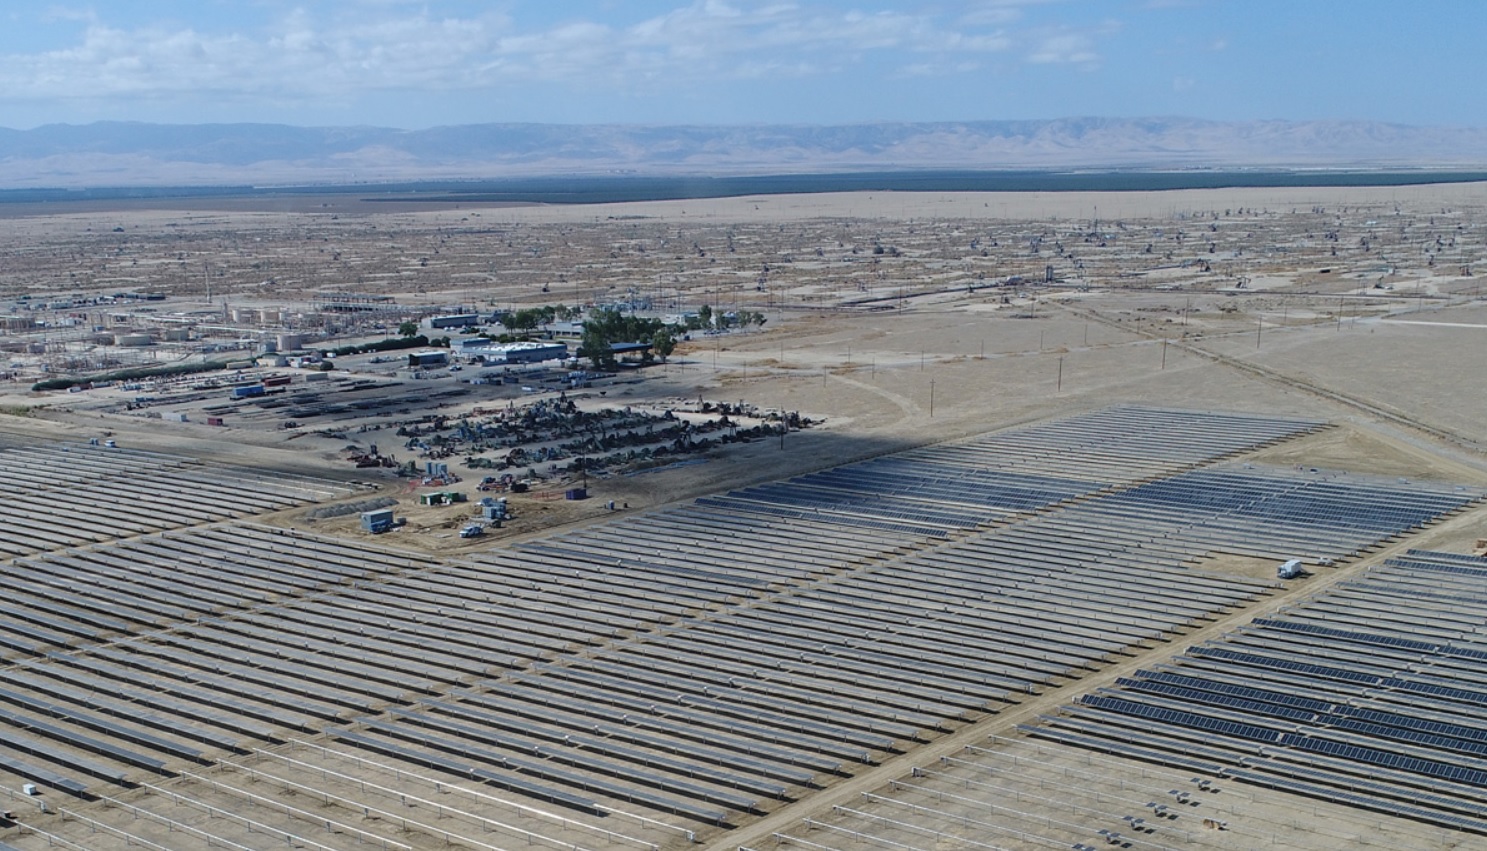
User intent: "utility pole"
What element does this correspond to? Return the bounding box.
[1161,338,1168,370]
[929,379,935,417]
[1056,357,1063,392]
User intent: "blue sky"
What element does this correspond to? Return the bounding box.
[0,1,1480,129]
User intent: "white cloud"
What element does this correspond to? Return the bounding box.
[958,0,1060,27]
[0,2,1105,110]
[895,59,984,79]
[1025,19,1119,68]
[39,6,98,24]
[1028,32,1099,65]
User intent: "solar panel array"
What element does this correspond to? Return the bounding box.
[1026,549,1487,835]
[749,732,1455,851]
[317,409,1348,830]
[2,408,1481,850]
[0,437,354,558]
[1099,465,1478,560]
[699,406,1328,537]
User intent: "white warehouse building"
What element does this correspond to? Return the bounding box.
[458,339,569,365]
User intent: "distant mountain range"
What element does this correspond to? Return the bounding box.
[1,117,1485,188]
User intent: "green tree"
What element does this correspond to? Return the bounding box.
[651,328,677,362]
[505,309,544,333]
[398,320,419,337]
[580,308,669,368]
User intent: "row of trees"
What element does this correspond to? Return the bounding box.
[394,303,765,370]
[32,359,230,393]
[578,309,674,368]
[396,305,583,340]
[332,334,449,357]
[686,305,767,331]
[577,307,768,368]
[496,304,580,332]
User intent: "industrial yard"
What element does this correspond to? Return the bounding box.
[2,182,1487,850]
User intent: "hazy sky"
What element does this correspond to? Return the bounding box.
[0,1,1480,129]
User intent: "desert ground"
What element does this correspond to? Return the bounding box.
[0,182,1486,850]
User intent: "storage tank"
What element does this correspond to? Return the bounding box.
[276,333,305,351]
[114,332,153,347]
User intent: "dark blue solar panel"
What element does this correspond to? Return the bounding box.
[1080,694,1283,743]
[1279,733,1487,786]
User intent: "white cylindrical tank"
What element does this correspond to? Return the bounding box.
[277,332,305,351]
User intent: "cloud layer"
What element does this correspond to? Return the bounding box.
[0,2,1100,106]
